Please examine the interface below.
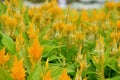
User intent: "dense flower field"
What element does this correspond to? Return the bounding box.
[0,0,120,80]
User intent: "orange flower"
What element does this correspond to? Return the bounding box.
[28,37,43,63]
[11,57,25,80]
[10,0,19,7]
[59,69,71,80]
[75,32,84,40]
[116,20,120,29]
[106,1,115,9]
[80,61,87,74]
[0,48,10,65]
[1,14,18,27]
[110,32,120,40]
[65,24,76,33]
[15,32,24,51]
[70,9,78,23]
[81,10,89,22]
[43,71,53,80]
[27,22,39,39]
[116,2,120,10]
[45,59,49,70]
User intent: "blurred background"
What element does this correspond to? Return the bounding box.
[25,0,120,9]
[27,0,119,3]
[1,0,120,9]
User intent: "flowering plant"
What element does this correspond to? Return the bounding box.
[0,0,120,80]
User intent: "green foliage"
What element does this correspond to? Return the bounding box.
[24,9,30,25]
[0,69,13,80]
[0,2,7,15]
[0,32,16,54]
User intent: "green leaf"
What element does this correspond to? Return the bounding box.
[28,64,43,80]
[41,40,58,46]
[0,2,7,15]
[21,47,31,74]
[0,69,13,80]
[104,48,111,67]
[24,9,30,25]
[42,45,55,58]
[83,39,95,53]
[42,45,64,58]
[107,76,120,80]
[67,64,76,76]
[105,48,111,58]
[49,55,59,61]
[82,70,97,76]
[18,0,23,11]
[50,66,64,80]
[7,56,14,68]
[107,64,120,74]
[1,34,16,54]
[22,32,29,45]
[82,64,96,77]
[39,26,51,41]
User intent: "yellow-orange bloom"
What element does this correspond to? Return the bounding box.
[45,59,49,69]
[1,14,18,28]
[116,20,120,29]
[15,32,24,51]
[106,2,115,9]
[28,37,43,63]
[116,2,120,10]
[59,69,71,80]
[10,0,19,7]
[70,9,78,23]
[81,10,89,22]
[27,22,39,39]
[0,48,10,65]
[110,32,120,40]
[75,32,84,40]
[11,57,25,80]
[43,71,53,80]
[80,61,87,74]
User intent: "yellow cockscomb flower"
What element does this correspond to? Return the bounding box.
[27,22,39,39]
[53,22,65,31]
[59,69,71,80]
[0,48,10,65]
[98,12,106,21]
[48,6,62,17]
[105,1,115,9]
[1,14,18,27]
[10,0,19,7]
[116,2,120,10]
[70,9,78,23]
[116,20,120,29]
[11,57,25,80]
[80,61,87,73]
[28,37,43,64]
[15,32,24,51]
[81,10,89,22]
[28,8,36,18]
[45,59,49,70]
[89,26,98,33]
[110,32,120,40]
[95,36,104,55]
[5,0,9,6]
[93,56,99,64]
[55,23,76,34]
[65,24,76,33]
[118,57,120,67]
[74,32,84,40]
[43,71,53,80]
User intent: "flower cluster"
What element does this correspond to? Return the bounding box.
[0,0,120,80]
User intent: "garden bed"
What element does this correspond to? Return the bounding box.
[0,0,120,80]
